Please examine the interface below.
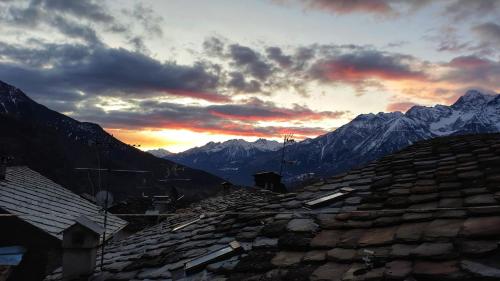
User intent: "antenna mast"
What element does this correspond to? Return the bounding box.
[279,134,294,176]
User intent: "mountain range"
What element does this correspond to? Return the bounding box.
[162,139,281,185]
[162,90,500,186]
[0,80,224,202]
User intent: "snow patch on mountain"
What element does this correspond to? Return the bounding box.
[167,89,500,186]
[147,148,174,158]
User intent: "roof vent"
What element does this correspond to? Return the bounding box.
[172,215,204,232]
[184,241,242,273]
[304,187,355,208]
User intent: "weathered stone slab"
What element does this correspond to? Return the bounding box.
[460,260,500,279]
[327,248,357,262]
[358,226,397,246]
[385,260,412,279]
[271,251,304,267]
[395,222,428,242]
[310,230,342,248]
[311,262,349,281]
[287,219,319,233]
[461,216,500,238]
[411,242,455,259]
[423,219,463,238]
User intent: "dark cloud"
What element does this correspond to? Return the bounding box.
[72,99,343,138]
[50,15,101,43]
[0,42,228,104]
[292,46,316,71]
[203,37,225,56]
[228,44,274,81]
[266,47,293,68]
[473,22,500,43]
[0,0,160,47]
[41,0,114,22]
[444,0,500,21]
[443,55,500,89]
[227,72,261,93]
[123,3,164,38]
[0,0,110,44]
[309,50,426,91]
[207,97,347,121]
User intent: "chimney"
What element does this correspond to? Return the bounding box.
[0,157,6,180]
[62,216,103,280]
[253,172,287,193]
[221,181,232,195]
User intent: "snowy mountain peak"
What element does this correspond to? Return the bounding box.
[147,148,174,158]
[161,89,500,186]
[182,138,281,155]
[0,81,31,113]
[252,138,281,151]
[452,89,494,110]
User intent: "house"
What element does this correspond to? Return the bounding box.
[46,133,500,281]
[0,166,128,281]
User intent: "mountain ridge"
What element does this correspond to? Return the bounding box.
[166,89,500,186]
[0,80,224,202]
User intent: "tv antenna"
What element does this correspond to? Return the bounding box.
[76,139,151,271]
[279,133,295,176]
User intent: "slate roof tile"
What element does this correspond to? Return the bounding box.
[0,166,127,240]
[45,133,500,281]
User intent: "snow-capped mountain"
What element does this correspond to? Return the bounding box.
[165,138,281,184]
[147,148,174,158]
[181,138,280,155]
[166,89,500,186]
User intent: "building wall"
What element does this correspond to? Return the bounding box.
[0,214,61,281]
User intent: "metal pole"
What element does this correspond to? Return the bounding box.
[279,135,286,176]
[100,168,110,271]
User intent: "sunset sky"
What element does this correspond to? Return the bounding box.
[0,0,499,152]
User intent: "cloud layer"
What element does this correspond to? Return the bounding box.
[0,0,499,147]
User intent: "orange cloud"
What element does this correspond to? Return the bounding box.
[386,101,418,112]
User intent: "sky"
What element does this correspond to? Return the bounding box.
[0,0,499,152]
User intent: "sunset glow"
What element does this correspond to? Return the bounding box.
[0,0,498,152]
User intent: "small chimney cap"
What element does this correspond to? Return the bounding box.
[64,216,104,235]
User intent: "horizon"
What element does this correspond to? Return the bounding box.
[144,89,498,153]
[1,1,499,152]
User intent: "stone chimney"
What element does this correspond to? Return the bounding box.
[221,181,232,195]
[253,172,287,193]
[62,216,103,280]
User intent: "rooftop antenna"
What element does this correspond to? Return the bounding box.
[75,139,151,271]
[279,133,295,176]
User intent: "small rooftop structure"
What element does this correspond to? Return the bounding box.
[62,216,102,280]
[253,171,287,193]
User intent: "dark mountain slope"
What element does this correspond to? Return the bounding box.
[0,80,224,202]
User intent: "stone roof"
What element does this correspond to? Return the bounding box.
[47,133,500,280]
[0,166,128,240]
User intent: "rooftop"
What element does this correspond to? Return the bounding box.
[0,166,128,240]
[46,133,500,280]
